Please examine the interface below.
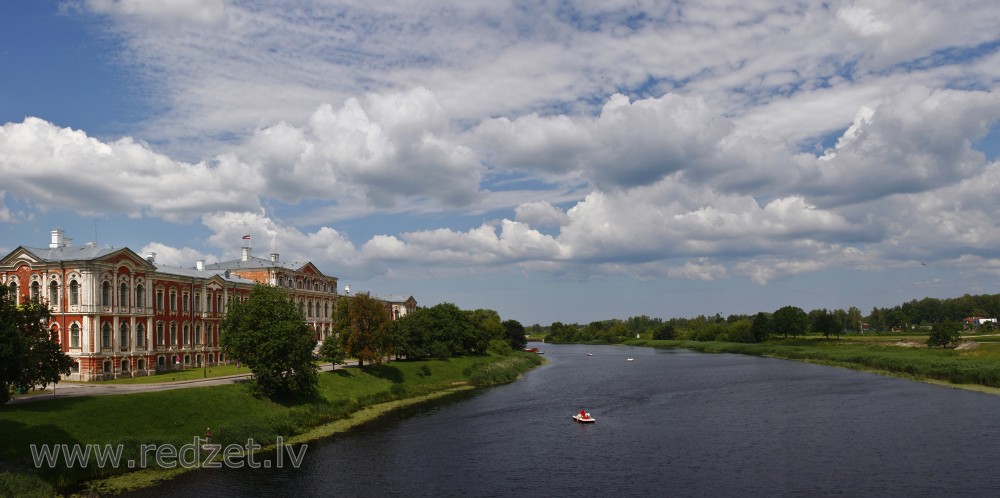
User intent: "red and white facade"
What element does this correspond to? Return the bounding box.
[0,230,348,381]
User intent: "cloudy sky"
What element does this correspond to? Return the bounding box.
[3,1,1000,325]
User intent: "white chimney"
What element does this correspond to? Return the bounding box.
[146,252,156,263]
[196,260,205,271]
[50,229,65,249]
[270,253,279,263]
[241,247,251,261]
[344,284,350,295]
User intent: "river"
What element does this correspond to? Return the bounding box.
[133,343,1000,496]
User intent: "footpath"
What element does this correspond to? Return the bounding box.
[9,362,347,404]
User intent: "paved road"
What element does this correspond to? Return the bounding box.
[9,362,348,404]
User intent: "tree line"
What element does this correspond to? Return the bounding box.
[541,292,1000,346]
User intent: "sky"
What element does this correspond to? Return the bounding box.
[3,1,1000,326]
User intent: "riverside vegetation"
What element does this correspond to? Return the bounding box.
[0,285,542,495]
[0,352,543,495]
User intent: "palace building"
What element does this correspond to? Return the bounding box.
[0,229,412,381]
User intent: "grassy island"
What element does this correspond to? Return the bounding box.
[0,352,543,496]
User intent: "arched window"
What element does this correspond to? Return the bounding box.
[136,284,145,308]
[183,324,190,345]
[48,280,58,305]
[69,280,79,306]
[156,322,165,346]
[30,281,40,303]
[169,323,177,345]
[119,282,128,307]
[307,301,313,317]
[170,291,177,311]
[102,322,112,348]
[137,358,146,371]
[102,281,111,306]
[8,282,17,303]
[103,361,112,373]
[70,323,80,348]
[119,322,129,350]
[156,290,164,311]
[195,324,201,345]
[136,323,145,348]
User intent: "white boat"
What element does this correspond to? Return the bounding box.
[626,358,634,361]
[573,412,596,423]
[587,353,593,356]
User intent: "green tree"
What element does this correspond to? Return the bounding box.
[927,321,961,348]
[502,319,527,350]
[337,293,392,367]
[750,312,772,343]
[811,309,841,339]
[317,335,346,364]
[220,285,317,399]
[0,286,73,404]
[773,306,809,338]
[652,323,676,340]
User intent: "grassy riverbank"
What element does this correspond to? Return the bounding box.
[0,352,543,495]
[627,337,1000,388]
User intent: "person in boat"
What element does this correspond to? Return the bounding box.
[579,409,587,418]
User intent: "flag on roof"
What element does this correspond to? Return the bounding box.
[242,235,251,240]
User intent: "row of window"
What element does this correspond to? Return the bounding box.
[71,353,227,374]
[65,321,220,350]
[279,275,337,293]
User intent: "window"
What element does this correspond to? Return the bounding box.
[49,280,58,305]
[71,361,79,373]
[102,281,111,306]
[121,360,129,372]
[158,356,165,367]
[8,282,17,303]
[182,292,189,312]
[70,323,80,348]
[119,282,128,307]
[216,295,222,314]
[137,359,145,371]
[307,301,313,317]
[102,322,112,348]
[170,323,177,346]
[157,322,165,346]
[183,324,190,345]
[103,361,112,373]
[30,281,40,303]
[195,292,201,312]
[156,290,164,311]
[170,291,177,311]
[136,323,145,348]
[195,324,201,345]
[119,322,129,351]
[136,284,145,308]
[69,280,79,306]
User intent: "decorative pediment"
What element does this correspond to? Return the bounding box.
[0,247,42,268]
[99,249,156,271]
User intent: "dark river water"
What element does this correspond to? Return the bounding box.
[135,343,1000,497]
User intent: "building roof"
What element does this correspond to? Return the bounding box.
[17,244,122,262]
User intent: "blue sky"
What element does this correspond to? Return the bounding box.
[3,1,1000,325]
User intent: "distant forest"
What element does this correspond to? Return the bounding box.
[537,293,1000,344]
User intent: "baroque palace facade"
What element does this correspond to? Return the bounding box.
[0,229,415,381]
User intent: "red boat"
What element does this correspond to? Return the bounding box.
[573,411,596,423]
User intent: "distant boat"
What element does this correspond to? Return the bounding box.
[626,358,634,362]
[573,411,596,423]
[587,353,593,356]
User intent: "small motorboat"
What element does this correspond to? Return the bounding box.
[573,411,596,423]
[626,358,634,361]
[586,353,593,356]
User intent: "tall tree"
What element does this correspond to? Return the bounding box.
[750,312,772,343]
[221,285,317,398]
[0,286,73,404]
[337,292,392,367]
[772,306,809,338]
[502,319,527,351]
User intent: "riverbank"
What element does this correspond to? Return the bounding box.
[626,337,1000,392]
[0,352,544,496]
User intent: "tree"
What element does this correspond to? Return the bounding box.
[772,306,809,338]
[652,323,676,340]
[502,319,527,351]
[220,285,317,399]
[811,309,841,339]
[0,286,73,404]
[317,335,346,364]
[750,312,772,343]
[337,292,392,367]
[927,321,961,348]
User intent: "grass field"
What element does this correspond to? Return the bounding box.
[0,352,543,493]
[628,336,1000,387]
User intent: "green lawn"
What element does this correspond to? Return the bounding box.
[81,364,252,384]
[0,353,542,492]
